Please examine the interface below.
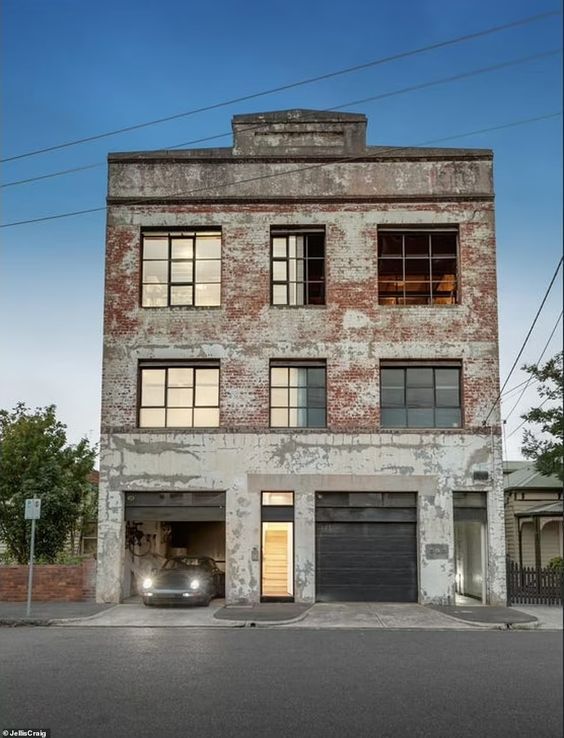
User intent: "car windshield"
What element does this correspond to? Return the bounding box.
[162,558,212,571]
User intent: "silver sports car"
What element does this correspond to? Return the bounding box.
[141,556,225,606]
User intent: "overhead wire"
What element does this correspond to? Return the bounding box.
[501,377,539,398]
[483,257,564,426]
[1,111,561,229]
[1,9,559,163]
[503,310,563,421]
[2,48,561,189]
[506,396,552,439]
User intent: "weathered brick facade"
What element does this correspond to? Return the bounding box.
[97,110,505,606]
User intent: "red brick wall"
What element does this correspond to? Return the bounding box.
[102,200,500,435]
[0,559,96,602]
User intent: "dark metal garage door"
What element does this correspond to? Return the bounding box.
[315,492,417,602]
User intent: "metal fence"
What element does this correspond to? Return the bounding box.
[507,558,563,606]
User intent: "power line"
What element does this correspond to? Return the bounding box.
[1,9,559,164]
[506,396,551,439]
[3,48,560,189]
[1,111,561,229]
[483,257,564,425]
[503,310,563,421]
[501,376,540,398]
[1,131,237,188]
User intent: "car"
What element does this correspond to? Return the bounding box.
[141,556,225,606]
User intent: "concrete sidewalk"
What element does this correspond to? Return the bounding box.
[214,603,311,624]
[285,603,476,629]
[60,601,310,628]
[429,605,538,629]
[0,601,113,626]
[2,600,556,630]
[59,599,238,627]
[509,605,562,630]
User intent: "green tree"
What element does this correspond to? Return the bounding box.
[521,351,563,482]
[69,474,98,556]
[0,403,96,563]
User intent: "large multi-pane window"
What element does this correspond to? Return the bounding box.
[270,362,326,428]
[139,362,220,428]
[271,230,325,305]
[378,230,458,305]
[380,364,462,428]
[141,230,221,307]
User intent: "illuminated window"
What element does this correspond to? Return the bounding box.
[262,492,294,506]
[139,362,220,428]
[270,362,326,428]
[141,230,221,307]
[261,492,294,600]
[380,364,462,428]
[378,230,458,305]
[271,229,325,305]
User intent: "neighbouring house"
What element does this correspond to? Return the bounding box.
[504,461,563,570]
[97,109,506,606]
[72,470,99,557]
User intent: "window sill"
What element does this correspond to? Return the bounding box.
[270,304,327,309]
[377,303,461,308]
[137,426,222,431]
[380,426,463,432]
[140,305,222,310]
[269,426,328,431]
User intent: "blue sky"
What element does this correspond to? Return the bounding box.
[1,0,562,458]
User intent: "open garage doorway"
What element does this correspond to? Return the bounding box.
[123,492,226,599]
[453,492,487,604]
[168,521,225,562]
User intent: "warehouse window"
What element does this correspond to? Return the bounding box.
[141,230,221,307]
[378,230,458,305]
[139,362,220,427]
[270,361,326,428]
[380,364,462,428]
[271,229,325,305]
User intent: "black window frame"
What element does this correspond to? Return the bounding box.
[261,492,295,603]
[269,360,327,428]
[140,229,222,308]
[261,492,295,521]
[378,228,459,306]
[270,228,326,306]
[380,362,463,429]
[138,360,221,429]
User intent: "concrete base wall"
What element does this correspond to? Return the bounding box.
[96,431,506,606]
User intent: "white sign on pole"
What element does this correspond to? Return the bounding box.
[24,499,41,617]
[25,498,41,520]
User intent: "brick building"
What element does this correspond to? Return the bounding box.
[97,109,506,606]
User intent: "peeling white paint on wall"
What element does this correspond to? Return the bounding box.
[98,110,506,608]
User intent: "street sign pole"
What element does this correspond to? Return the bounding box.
[24,498,41,618]
[26,517,36,617]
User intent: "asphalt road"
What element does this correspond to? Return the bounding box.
[1,628,562,738]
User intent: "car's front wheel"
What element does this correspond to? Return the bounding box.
[143,598,153,607]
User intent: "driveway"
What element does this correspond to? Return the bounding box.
[285,602,475,629]
[59,599,238,627]
[53,601,552,630]
[59,601,473,629]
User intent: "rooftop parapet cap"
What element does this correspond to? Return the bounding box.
[232,109,367,157]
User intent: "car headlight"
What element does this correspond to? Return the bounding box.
[142,578,153,590]
[190,579,200,590]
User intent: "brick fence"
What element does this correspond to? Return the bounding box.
[0,559,96,602]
